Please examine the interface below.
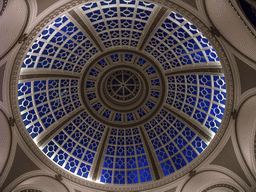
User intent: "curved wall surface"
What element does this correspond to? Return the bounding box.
[0,0,28,59]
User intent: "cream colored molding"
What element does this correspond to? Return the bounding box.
[185,131,253,191]
[202,183,239,192]
[186,158,249,191]
[205,0,256,61]
[229,0,256,38]
[196,0,213,27]
[236,95,256,181]
[30,0,71,32]
[25,0,38,33]
[13,185,47,192]
[230,133,255,189]
[236,88,256,112]
[0,0,29,60]
[181,170,246,192]
[5,173,69,192]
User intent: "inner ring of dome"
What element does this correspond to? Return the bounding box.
[105,69,141,102]
[103,67,144,106]
[81,51,166,127]
[97,64,148,113]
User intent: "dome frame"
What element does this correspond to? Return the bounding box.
[9,0,234,191]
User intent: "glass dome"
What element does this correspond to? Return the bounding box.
[11,0,231,189]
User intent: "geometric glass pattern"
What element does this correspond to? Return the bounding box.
[101,127,151,184]
[17,0,228,185]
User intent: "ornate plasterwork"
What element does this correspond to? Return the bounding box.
[9,0,234,191]
[202,183,239,192]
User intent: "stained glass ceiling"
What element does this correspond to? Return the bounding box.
[16,0,227,186]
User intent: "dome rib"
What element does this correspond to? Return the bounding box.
[138,6,168,50]
[37,108,84,147]
[68,10,104,52]
[91,127,110,180]
[163,106,212,142]
[139,125,162,180]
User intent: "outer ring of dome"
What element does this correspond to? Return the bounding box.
[9,1,234,191]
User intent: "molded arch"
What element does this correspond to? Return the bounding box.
[236,95,256,179]
[181,171,244,192]
[12,175,69,192]
[204,0,256,61]
[0,0,29,59]
[0,109,11,177]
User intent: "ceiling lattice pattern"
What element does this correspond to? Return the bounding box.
[16,0,227,186]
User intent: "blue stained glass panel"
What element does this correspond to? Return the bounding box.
[27,122,44,139]
[65,157,79,173]
[192,136,207,153]
[127,170,138,184]
[171,153,186,170]
[42,141,58,157]
[114,171,125,184]
[139,168,152,182]
[161,160,175,176]
[182,145,198,162]
[101,169,113,183]
[53,150,68,166]
[77,163,91,178]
